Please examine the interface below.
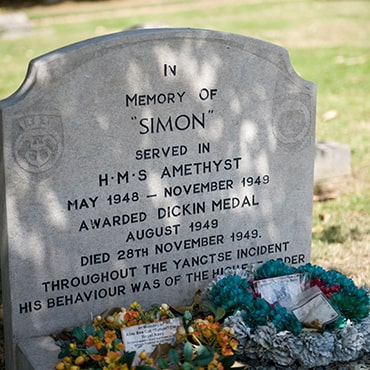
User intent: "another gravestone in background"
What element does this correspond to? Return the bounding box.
[0,13,33,39]
[0,28,316,369]
[314,141,351,197]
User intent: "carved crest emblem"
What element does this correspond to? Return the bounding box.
[14,114,63,173]
[272,99,311,152]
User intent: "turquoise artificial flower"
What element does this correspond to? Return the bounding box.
[210,275,253,313]
[330,293,369,323]
[271,305,302,336]
[241,296,272,329]
[255,259,296,279]
[240,298,302,335]
[296,263,327,278]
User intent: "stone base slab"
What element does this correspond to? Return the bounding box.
[16,337,59,370]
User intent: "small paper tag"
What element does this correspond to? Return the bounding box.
[121,318,182,362]
[255,274,304,308]
[292,293,339,329]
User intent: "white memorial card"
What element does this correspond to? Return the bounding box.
[121,318,182,361]
[292,291,339,329]
[255,274,305,308]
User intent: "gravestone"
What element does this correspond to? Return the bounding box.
[0,12,33,39]
[314,141,351,186]
[0,28,316,369]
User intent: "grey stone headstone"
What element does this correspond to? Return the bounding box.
[0,28,316,369]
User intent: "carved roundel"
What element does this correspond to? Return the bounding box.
[272,100,311,151]
[14,114,64,173]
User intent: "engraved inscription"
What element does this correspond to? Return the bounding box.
[9,37,315,321]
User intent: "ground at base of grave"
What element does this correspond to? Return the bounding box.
[0,306,368,370]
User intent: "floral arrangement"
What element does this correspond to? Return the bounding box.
[55,302,238,370]
[211,260,370,368]
[55,261,370,370]
[55,302,175,370]
[210,260,369,333]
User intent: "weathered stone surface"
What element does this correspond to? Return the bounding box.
[0,28,316,369]
[16,337,60,370]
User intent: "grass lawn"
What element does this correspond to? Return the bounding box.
[0,0,369,285]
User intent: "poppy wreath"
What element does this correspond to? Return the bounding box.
[210,260,370,368]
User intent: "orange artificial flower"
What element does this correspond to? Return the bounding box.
[86,335,103,350]
[90,353,104,362]
[104,350,122,364]
[104,330,117,347]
